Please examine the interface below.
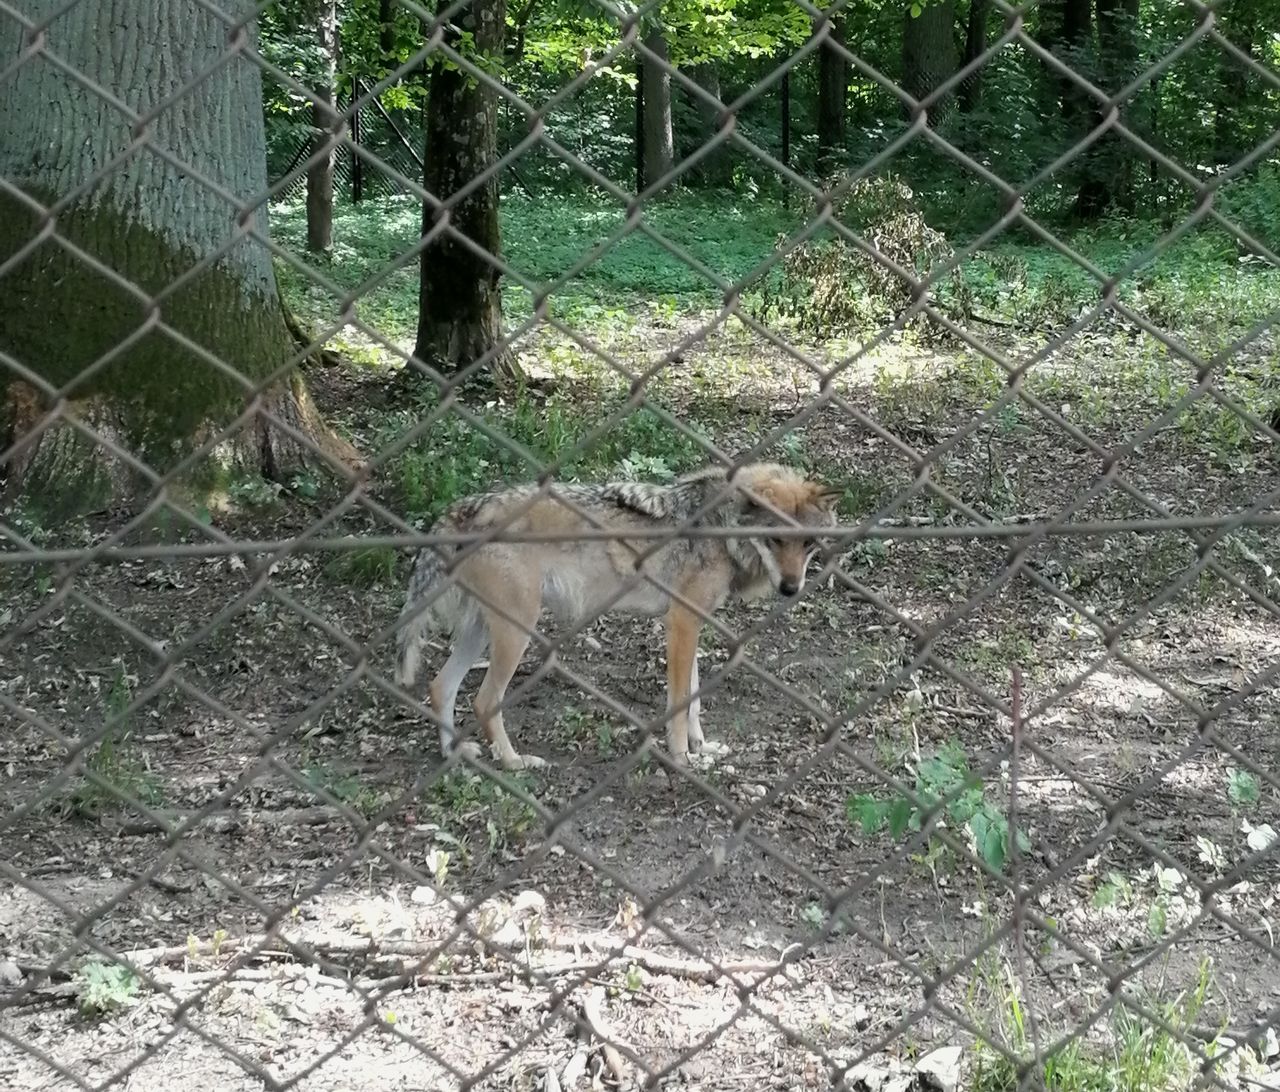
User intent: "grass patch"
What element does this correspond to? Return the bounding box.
[323,545,400,587]
[422,770,540,858]
[968,955,1232,1092]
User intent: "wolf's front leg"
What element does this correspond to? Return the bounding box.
[664,603,700,764]
[686,650,704,753]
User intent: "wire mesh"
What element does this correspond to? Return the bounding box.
[1,0,1279,1089]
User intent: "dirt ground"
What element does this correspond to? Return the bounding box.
[3,324,1280,1091]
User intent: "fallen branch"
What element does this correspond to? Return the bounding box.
[580,986,631,1087]
[54,927,800,991]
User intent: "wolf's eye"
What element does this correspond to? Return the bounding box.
[768,537,785,549]
[803,538,816,552]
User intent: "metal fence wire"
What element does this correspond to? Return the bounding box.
[2,0,1280,1089]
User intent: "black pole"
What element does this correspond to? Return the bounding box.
[781,68,791,170]
[351,78,364,203]
[781,67,791,206]
[635,57,645,193]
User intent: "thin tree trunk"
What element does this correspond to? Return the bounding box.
[816,14,847,173]
[686,63,727,186]
[902,0,959,125]
[1214,1,1256,164]
[635,56,645,194]
[640,27,674,190]
[1090,0,1139,211]
[959,0,992,112]
[306,0,338,253]
[379,0,395,61]
[414,0,519,380]
[0,0,360,508]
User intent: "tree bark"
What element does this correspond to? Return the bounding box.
[640,27,675,190]
[959,0,992,112]
[0,0,361,508]
[306,0,338,254]
[816,14,847,173]
[414,0,520,380]
[902,0,959,125]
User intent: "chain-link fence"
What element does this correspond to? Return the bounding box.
[270,76,423,203]
[2,0,1280,1089]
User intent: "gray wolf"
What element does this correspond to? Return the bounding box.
[395,462,839,770]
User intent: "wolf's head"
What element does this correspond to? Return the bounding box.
[729,464,840,597]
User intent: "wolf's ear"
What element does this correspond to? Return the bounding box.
[813,485,842,512]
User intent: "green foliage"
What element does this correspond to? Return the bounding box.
[847,742,1030,873]
[423,770,539,856]
[75,961,139,1017]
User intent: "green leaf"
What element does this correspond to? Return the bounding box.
[1228,769,1260,808]
[910,3,923,17]
[847,794,889,835]
[970,810,1007,872]
[1148,901,1168,937]
[887,797,914,839]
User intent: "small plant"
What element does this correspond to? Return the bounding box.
[969,955,1223,1092]
[556,705,622,756]
[847,742,1030,873]
[302,761,386,818]
[424,770,538,855]
[69,663,162,818]
[1227,768,1260,810]
[75,960,139,1017]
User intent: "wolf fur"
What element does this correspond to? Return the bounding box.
[395,462,839,769]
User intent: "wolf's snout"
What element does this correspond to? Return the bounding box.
[779,577,800,596]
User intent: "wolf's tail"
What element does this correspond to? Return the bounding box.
[395,538,475,687]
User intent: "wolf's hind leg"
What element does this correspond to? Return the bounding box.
[429,613,488,760]
[475,592,547,770]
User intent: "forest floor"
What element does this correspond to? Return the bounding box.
[3,195,1280,1091]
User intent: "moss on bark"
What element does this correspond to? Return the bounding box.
[0,188,293,460]
[0,193,364,509]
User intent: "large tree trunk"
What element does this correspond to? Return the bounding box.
[816,14,847,173]
[0,0,360,509]
[414,0,519,380]
[306,0,338,254]
[959,0,992,112]
[902,0,959,125]
[640,28,675,190]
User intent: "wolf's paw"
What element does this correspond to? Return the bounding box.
[501,752,549,771]
[444,738,483,763]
